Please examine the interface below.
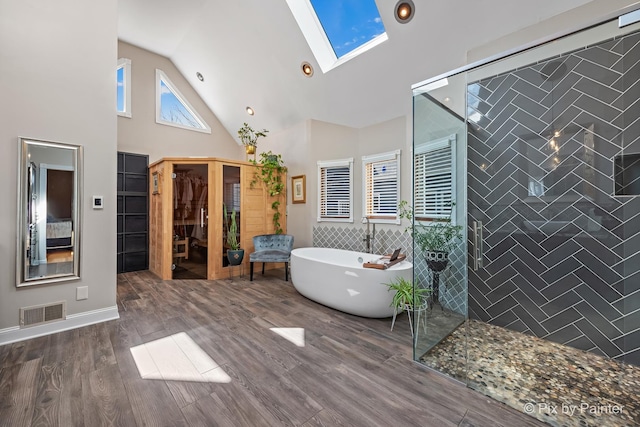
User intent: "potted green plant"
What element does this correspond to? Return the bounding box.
[224,204,244,265]
[398,200,463,263]
[398,200,463,306]
[385,276,431,311]
[385,276,431,335]
[238,122,268,155]
[250,151,287,234]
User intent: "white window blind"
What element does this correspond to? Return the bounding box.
[224,183,240,212]
[317,158,353,222]
[415,135,455,220]
[362,150,400,223]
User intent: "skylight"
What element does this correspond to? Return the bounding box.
[286,0,388,73]
[310,0,385,58]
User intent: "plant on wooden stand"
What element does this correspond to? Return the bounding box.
[250,151,288,234]
[224,204,244,265]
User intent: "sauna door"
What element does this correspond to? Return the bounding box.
[222,165,241,268]
[172,163,208,279]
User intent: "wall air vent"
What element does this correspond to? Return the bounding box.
[20,301,66,328]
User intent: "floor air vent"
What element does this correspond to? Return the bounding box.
[20,301,66,328]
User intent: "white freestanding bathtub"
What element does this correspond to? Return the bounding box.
[290,247,413,318]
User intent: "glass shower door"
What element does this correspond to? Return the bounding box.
[412,73,469,372]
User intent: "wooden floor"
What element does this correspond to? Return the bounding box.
[0,270,547,427]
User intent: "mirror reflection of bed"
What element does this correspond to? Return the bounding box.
[29,168,75,278]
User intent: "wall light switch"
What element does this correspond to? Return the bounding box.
[93,196,104,209]
[76,286,89,300]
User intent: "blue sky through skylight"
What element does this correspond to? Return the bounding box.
[309,0,385,58]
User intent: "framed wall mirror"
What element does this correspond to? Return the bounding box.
[16,137,82,287]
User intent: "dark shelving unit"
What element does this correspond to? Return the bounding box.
[117,152,149,273]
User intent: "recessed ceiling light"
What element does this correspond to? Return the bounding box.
[301,61,314,77]
[196,72,204,82]
[394,0,415,23]
[246,106,255,116]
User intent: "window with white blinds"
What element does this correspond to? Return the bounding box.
[317,158,354,222]
[223,183,240,212]
[362,150,401,223]
[414,135,456,220]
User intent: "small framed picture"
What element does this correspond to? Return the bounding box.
[292,175,306,204]
[152,171,159,194]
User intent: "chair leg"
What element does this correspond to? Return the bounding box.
[250,262,254,281]
[262,263,265,275]
[285,262,289,281]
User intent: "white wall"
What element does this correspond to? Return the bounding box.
[264,121,312,246]
[117,41,244,163]
[0,0,118,333]
[467,0,640,64]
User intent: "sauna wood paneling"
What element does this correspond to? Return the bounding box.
[149,157,286,280]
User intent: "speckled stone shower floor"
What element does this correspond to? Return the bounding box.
[420,320,640,427]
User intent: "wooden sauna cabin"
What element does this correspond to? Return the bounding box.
[148,157,286,280]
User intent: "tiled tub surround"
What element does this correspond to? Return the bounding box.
[421,319,640,427]
[467,29,640,367]
[312,225,467,316]
[313,225,411,257]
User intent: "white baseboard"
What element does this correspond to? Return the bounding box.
[0,305,120,346]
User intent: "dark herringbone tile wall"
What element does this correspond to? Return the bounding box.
[467,30,640,366]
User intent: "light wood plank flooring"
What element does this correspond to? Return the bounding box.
[0,270,547,427]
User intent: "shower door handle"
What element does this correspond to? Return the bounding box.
[473,220,484,270]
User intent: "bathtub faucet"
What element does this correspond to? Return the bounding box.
[362,217,376,253]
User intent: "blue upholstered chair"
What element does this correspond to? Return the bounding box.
[249,234,294,281]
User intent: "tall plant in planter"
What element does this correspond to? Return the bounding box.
[250,151,287,234]
[224,204,244,265]
[398,200,463,307]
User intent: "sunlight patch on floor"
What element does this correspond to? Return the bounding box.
[270,327,305,347]
[130,332,230,383]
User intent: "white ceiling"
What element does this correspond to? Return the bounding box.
[117,0,592,138]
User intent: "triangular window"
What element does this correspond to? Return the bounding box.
[155,69,211,133]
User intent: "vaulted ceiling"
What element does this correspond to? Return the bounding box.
[117,0,591,139]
